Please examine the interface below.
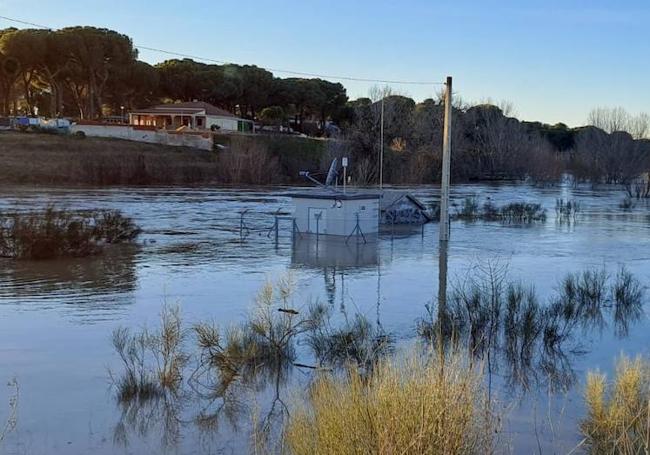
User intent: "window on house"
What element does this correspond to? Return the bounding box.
[197,117,204,128]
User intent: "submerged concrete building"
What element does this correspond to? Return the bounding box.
[289,191,380,239]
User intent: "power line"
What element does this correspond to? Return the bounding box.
[136,45,443,85]
[0,15,50,29]
[0,15,445,86]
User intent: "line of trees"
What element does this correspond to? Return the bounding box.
[337,94,650,186]
[0,25,647,186]
[0,26,348,133]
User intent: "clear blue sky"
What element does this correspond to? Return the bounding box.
[2,0,648,126]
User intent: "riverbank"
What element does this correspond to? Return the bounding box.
[0,131,328,186]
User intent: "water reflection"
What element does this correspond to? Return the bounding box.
[0,244,139,322]
[290,237,378,271]
[291,236,379,310]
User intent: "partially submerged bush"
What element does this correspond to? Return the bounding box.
[556,198,581,222]
[307,310,393,372]
[581,356,650,454]
[0,207,140,259]
[547,267,644,340]
[284,350,497,455]
[456,196,480,220]
[619,196,635,210]
[499,202,546,222]
[110,305,188,404]
[420,264,644,391]
[92,210,141,244]
[453,198,546,223]
[192,276,324,399]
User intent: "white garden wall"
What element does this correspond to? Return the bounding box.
[69,124,212,150]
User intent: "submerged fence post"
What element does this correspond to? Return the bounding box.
[239,209,250,242]
[273,214,279,247]
[315,212,322,245]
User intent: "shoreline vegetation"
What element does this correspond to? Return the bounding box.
[0,131,326,186]
[1,129,649,192]
[106,268,646,454]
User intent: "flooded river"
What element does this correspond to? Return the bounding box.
[1,183,649,454]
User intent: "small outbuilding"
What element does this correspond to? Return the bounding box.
[289,191,380,238]
[380,191,433,225]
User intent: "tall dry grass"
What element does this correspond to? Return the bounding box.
[284,351,497,455]
[215,136,282,184]
[0,131,222,185]
[0,131,322,186]
[581,356,650,454]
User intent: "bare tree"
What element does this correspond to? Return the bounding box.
[573,127,650,187]
[587,107,650,139]
[629,113,650,140]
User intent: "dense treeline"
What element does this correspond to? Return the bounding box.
[0,26,348,130]
[0,25,648,186]
[337,98,650,186]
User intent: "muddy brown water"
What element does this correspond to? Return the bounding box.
[0,183,649,454]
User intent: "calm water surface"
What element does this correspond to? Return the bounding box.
[0,183,649,454]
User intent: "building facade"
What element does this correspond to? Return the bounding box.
[129,101,253,133]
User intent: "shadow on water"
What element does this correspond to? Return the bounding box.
[0,244,139,322]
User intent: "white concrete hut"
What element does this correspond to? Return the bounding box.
[289,191,380,239]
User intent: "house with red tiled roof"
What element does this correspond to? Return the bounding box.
[129,101,253,132]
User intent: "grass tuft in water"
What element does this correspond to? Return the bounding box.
[581,355,650,454]
[284,349,498,455]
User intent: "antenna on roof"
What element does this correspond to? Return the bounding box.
[299,158,340,191]
[325,158,338,186]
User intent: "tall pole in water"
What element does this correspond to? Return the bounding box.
[439,76,452,242]
[437,76,453,373]
[379,96,385,190]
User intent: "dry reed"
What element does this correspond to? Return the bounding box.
[284,350,497,455]
[581,355,650,454]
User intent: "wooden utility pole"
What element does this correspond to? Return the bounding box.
[437,76,453,374]
[379,96,385,190]
[439,76,452,242]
